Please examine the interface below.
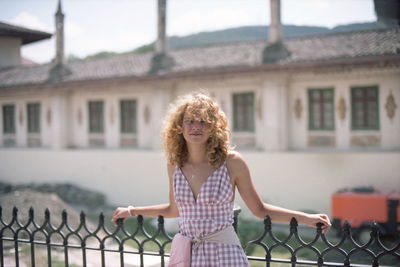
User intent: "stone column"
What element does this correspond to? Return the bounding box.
[55,0,64,66]
[269,0,282,43]
[156,0,167,54]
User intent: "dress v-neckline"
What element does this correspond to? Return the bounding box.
[179,163,224,203]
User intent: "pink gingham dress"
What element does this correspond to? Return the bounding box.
[173,161,249,266]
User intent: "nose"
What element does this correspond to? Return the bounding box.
[191,121,202,129]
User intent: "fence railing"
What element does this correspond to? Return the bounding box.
[0,206,399,267]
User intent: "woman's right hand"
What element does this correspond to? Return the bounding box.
[111,206,134,225]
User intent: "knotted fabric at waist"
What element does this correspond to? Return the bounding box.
[192,225,241,250]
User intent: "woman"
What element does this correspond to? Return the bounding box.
[112,92,331,266]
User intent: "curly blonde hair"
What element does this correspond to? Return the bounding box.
[162,92,230,168]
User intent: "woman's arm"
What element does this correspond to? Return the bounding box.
[111,164,179,225]
[227,151,331,233]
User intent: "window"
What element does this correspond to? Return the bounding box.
[2,104,15,134]
[233,92,255,132]
[308,88,334,130]
[351,86,379,130]
[27,103,40,133]
[120,100,137,134]
[88,101,104,133]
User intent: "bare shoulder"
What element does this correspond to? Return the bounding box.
[226,150,248,172]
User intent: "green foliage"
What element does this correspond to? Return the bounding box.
[65,54,81,62]
[84,51,119,60]
[131,43,155,53]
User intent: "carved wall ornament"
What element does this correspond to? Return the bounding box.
[77,108,82,126]
[385,90,397,120]
[19,108,24,126]
[144,105,151,124]
[337,97,346,121]
[47,108,52,125]
[294,98,303,119]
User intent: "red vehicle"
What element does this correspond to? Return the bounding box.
[332,189,400,240]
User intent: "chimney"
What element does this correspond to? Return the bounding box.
[149,0,174,74]
[156,0,167,54]
[49,0,71,82]
[269,0,282,43]
[262,0,290,63]
[55,0,64,66]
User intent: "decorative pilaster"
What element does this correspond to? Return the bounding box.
[385,90,397,120]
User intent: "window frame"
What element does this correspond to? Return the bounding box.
[350,86,380,131]
[308,88,335,131]
[232,92,255,132]
[2,104,16,134]
[120,99,137,134]
[27,102,41,134]
[88,100,104,134]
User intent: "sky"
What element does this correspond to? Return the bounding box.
[0,0,377,64]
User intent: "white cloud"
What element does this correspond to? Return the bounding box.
[65,21,84,38]
[22,39,54,64]
[11,11,52,32]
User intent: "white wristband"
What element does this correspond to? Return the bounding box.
[128,205,135,216]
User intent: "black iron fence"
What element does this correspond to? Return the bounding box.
[1,206,399,267]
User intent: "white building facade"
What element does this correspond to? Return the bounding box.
[1,58,399,152]
[0,4,399,216]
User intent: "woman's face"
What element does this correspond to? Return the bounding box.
[182,110,211,145]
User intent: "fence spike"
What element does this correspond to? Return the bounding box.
[158,216,164,225]
[80,211,86,223]
[290,217,298,233]
[62,209,67,223]
[12,206,18,219]
[371,222,379,239]
[99,212,104,227]
[316,222,323,235]
[264,216,272,231]
[116,218,124,227]
[45,208,50,221]
[138,215,143,225]
[29,207,34,220]
[343,220,351,237]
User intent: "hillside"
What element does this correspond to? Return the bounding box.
[75,22,387,61]
[167,22,388,49]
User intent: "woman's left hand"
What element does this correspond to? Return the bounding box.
[303,214,332,234]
